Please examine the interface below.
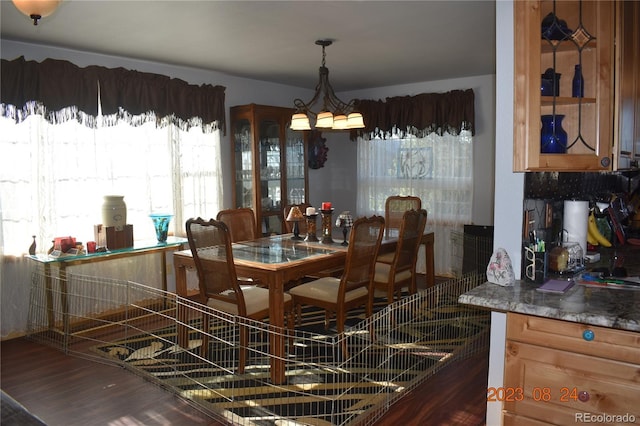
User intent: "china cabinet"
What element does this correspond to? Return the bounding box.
[503,313,640,425]
[513,0,615,171]
[230,104,308,236]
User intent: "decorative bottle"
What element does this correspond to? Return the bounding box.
[540,115,568,154]
[29,235,36,255]
[572,64,584,98]
[101,195,127,230]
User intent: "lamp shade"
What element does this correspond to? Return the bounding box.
[332,114,348,130]
[346,113,365,129]
[286,206,304,222]
[336,211,354,227]
[290,113,311,131]
[12,0,60,22]
[315,111,334,128]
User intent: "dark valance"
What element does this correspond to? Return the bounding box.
[350,89,474,140]
[1,56,226,132]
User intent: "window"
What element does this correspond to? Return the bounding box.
[357,129,473,275]
[0,110,222,256]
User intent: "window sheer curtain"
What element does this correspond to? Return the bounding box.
[354,90,475,277]
[0,107,222,256]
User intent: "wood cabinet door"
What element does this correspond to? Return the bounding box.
[513,0,614,171]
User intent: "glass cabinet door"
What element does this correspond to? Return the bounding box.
[285,128,306,205]
[233,118,253,209]
[258,119,282,235]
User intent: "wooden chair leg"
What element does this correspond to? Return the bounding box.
[238,324,247,374]
[200,312,210,358]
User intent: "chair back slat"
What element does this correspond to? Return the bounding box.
[341,216,385,294]
[385,195,421,237]
[216,208,257,242]
[395,209,428,271]
[186,217,246,315]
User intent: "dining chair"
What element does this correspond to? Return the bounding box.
[288,215,385,334]
[216,208,257,242]
[372,209,428,305]
[385,195,422,238]
[283,203,311,234]
[186,217,294,374]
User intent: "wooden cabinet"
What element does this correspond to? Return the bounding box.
[513,1,615,171]
[503,313,640,425]
[614,0,640,170]
[230,104,308,236]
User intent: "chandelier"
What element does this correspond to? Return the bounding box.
[290,40,365,131]
[12,0,61,25]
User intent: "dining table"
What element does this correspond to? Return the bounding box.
[172,231,434,385]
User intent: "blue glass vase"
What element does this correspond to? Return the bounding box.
[150,214,173,243]
[540,114,567,154]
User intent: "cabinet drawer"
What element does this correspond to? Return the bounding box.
[507,312,640,364]
[504,341,640,424]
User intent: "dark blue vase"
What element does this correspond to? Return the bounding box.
[540,114,567,153]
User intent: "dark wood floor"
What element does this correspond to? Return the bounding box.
[1,275,488,426]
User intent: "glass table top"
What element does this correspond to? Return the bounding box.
[29,236,188,264]
[199,235,342,265]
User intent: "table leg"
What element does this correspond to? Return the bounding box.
[424,232,435,288]
[59,265,70,352]
[268,274,286,385]
[175,261,190,348]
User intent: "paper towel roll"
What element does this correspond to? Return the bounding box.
[563,200,589,255]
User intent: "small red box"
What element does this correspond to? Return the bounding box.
[94,224,133,250]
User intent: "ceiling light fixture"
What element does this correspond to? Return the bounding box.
[291,40,364,131]
[12,0,61,25]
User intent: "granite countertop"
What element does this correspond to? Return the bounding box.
[459,280,640,332]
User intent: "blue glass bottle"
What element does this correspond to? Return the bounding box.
[540,115,567,153]
[572,64,584,97]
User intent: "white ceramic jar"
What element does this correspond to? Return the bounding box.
[102,195,127,230]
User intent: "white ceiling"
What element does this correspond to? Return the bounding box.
[1,0,496,91]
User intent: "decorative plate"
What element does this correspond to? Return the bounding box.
[308,130,328,169]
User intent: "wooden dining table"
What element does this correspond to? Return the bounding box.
[172,231,434,385]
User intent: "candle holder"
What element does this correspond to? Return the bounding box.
[320,208,335,244]
[304,214,319,242]
[336,211,354,246]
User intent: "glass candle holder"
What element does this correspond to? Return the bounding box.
[320,208,334,244]
[150,214,173,243]
[304,214,318,242]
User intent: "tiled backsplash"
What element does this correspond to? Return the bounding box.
[524,172,631,201]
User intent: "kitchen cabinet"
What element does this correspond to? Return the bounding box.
[614,0,640,170]
[230,104,308,236]
[513,0,615,171]
[503,312,640,425]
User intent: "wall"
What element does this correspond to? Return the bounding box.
[488,1,522,424]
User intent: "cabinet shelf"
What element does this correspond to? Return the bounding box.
[541,96,596,106]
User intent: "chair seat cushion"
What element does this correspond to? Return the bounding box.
[373,261,412,284]
[289,277,368,304]
[376,252,395,264]
[207,286,291,316]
